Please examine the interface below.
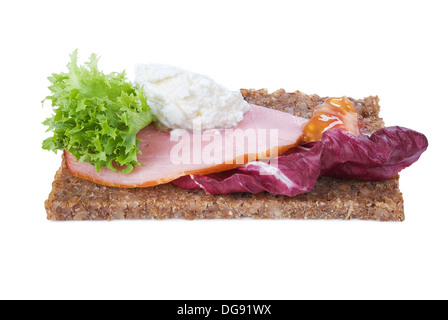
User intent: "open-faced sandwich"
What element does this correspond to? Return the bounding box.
[43,51,428,221]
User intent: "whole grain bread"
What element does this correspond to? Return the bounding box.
[45,89,404,221]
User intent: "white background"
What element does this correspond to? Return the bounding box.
[0,0,446,300]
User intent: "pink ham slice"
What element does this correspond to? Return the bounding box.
[65,104,308,188]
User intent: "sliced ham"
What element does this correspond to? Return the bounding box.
[65,104,307,188]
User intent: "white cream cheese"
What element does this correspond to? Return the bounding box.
[134,64,250,133]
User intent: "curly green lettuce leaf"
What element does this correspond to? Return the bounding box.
[42,50,153,173]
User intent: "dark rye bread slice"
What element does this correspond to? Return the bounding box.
[45,89,404,221]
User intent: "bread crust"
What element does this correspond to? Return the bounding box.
[45,89,404,221]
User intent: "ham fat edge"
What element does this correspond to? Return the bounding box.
[65,105,308,188]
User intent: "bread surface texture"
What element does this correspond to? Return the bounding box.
[45,89,404,221]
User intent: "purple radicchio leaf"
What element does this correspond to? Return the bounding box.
[172,126,428,197]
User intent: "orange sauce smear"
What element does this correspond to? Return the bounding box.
[302,97,363,143]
